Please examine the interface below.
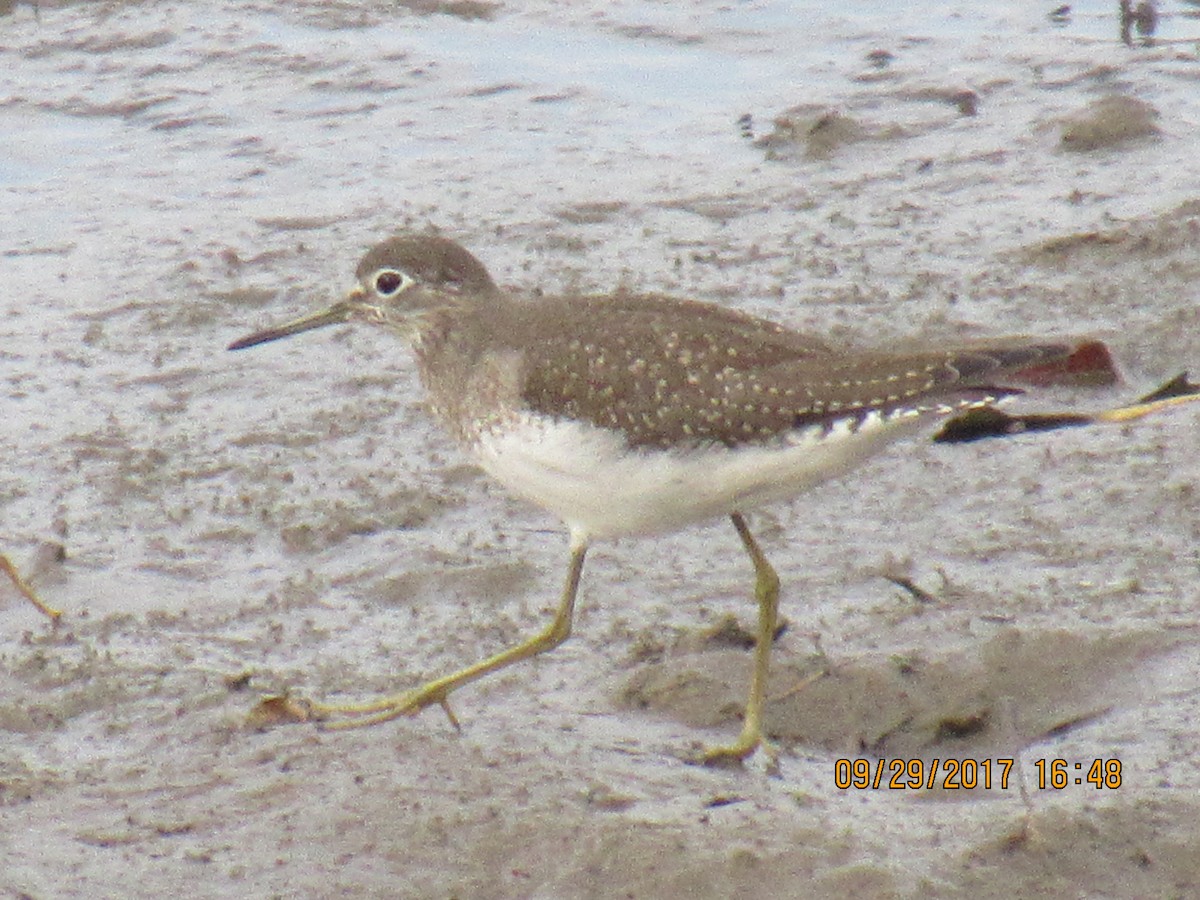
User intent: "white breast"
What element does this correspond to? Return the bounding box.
[472,408,932,542]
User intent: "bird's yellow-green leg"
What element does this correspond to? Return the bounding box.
[307,536,588,730]
[1094,393,1200,423]
[701,512,780,766]
[2,553,62,623]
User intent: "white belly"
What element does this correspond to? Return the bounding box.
[473,409,930,541]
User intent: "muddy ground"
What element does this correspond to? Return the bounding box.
[3,1,1200,897]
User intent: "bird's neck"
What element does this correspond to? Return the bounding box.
[412,294,505,365]
[411,294,524,444]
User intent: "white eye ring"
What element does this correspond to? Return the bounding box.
[373,268,414,297]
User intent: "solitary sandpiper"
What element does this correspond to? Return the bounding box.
[226,233,1133,764]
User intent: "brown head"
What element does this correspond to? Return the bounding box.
[227,234,497,351]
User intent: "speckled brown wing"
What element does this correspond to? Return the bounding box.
[514,293,1070,449]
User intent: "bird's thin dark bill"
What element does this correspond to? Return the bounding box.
[228,301,354,351]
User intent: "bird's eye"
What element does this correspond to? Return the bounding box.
[374,269,411,297]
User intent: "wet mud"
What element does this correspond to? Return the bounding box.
[3,1,1200,897]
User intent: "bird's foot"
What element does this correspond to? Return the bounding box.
[246,682,460,731]
[691,729,779,771]
[307,683,460,731]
